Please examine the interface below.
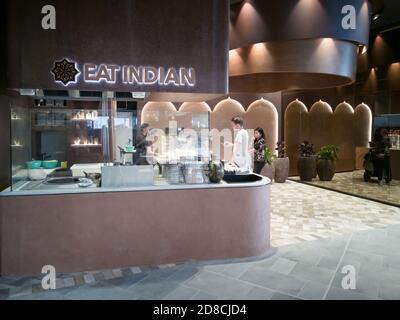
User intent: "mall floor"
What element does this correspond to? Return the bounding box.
[291,170,400,207]
[1,181,400,300]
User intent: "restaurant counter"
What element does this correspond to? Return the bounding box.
[0,176,271,276]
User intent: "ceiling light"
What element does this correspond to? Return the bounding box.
[372,13,380,21]
[358,45,367,55]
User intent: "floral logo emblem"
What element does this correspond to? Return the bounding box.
[51,58,80,85]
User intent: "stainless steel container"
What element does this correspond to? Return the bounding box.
[165,163,184,184]
[182,161,208,184]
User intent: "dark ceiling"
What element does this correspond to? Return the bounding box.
[371,0,400,31]
[229,0,400,32]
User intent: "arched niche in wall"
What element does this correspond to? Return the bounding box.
[141,101,177,130]
[244,98,278,151]
[177,102,211,131]
[179,102,211,113]
[333,102,355,172]
[284,99,308,176]
[211,98,245,162]
[211,97,245,131]
[354,103,372,147]
[309,101,334,152]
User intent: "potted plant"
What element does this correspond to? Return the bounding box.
[274,141,289,183]
[260,147,277,180]
[316,144,338,181]
[297,141,316,181]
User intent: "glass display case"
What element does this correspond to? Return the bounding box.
[9,99,139,192]
[10,106,31,188]
[8,99,218,192]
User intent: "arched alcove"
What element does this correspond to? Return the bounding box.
[284,99,308,175]
[211,97,246,131]
[354,103,373,147]
[141,101,177,130]
[334,102,355,171]
[179,102,211,113]
[244,98,278,151]
[309,100,334,152]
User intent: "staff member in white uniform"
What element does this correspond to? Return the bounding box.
[228,116,250,172]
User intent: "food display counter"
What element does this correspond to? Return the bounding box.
[0,175,271,276]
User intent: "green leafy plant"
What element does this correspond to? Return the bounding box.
[317,144,338,161]
[264,147,277,165]
[276,141,286,158]
[299,141,314,157]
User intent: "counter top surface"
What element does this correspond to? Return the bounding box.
[0,176,271,197]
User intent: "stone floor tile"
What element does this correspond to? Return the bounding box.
[270,293,302,300]
[74,275,85,286]
[242,287,275,300]
[240,267,306,296]
[162,285,198,300]
[326,286,375,300]
[184,271,255,299]
[112,269,123,278]
[103,270,114,280]
[289,263,334,285]
[55,279,65,289]
[83,274,95,284]
[269,258,297,275]
[169,266,201,283]
[0,288,10,300]
[63,277,75,288]
[297,281,328,300]
[130,267,142,274]
[378,284,400,300]
[190,291,218,300]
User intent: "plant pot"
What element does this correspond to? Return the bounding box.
[274,157,289,183]
[317,159,336,181]
[297,157,316,181]
[312,155,318,178]
[260,163,275,181]
[207,161,224,183]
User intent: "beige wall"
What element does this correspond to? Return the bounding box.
[141,101,177,130]
[285,99,372,175]
[244,99,278,151]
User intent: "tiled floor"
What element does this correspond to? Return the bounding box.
[1,181,400,300]
[291,170,400,207]
[271,180,400,247]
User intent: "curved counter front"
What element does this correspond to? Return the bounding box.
[0,177,271,276]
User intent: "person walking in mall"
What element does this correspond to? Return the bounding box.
[252,127,267,174]
[371,127,392,184]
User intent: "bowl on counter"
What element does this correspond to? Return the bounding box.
[28,168,47,181]
[42,160,59,169]
[26,160,42,169]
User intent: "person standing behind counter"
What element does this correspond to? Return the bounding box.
[252,128,266,174]
[224,116,251,172]
[135,123,151,165]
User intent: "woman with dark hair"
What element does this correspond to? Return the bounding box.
[252,127,266,174]
[371,127,392,184]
